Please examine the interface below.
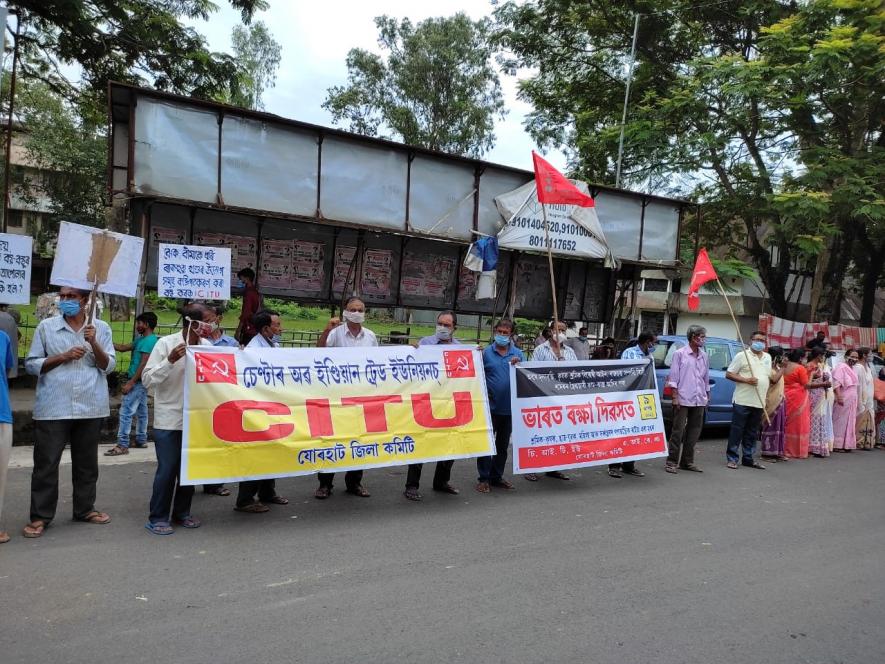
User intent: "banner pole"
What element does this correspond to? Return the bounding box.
[717,277,769,423]
[541,203,561,358]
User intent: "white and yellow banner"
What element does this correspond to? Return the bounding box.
[182,345,494,485]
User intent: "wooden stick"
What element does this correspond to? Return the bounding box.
[541,203,562,359]
[87,281,99,325]
[716,277,769,424]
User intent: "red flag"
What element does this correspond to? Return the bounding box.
[532,151,595,207]
[687,248,718,311]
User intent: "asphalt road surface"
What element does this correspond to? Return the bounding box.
[2,436,883,664]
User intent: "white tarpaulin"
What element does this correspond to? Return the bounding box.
[494,181,609,259]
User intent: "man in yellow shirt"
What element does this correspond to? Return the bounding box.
[725,331,772,470]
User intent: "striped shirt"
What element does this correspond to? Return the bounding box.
[533,342,577,362]
[26,315,116,420]
[620,345,651,361]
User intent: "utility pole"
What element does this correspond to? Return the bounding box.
[2,10,20,234]
[614,13,640,190]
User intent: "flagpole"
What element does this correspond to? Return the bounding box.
[716,277,769,423]
[540,202,561,358]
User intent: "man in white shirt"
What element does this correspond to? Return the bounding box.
[236,309,289,512]
[142,303,213,535]
[724,330,773,470]
[314,297,378,499]
[526,320,573,482]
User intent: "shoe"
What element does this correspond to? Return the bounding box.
[314,486,332,499]
[475,481,491,493]
[490,479,515,490]
[679,464,703,473]
[264,495,289,505]
[546,471,571,480]
[664,464,678,474]
[524,473,539,481]
[131,441,149,449]
[726,461,738,469]
[742,461,766,470]
[622,468,645,477]
[432,484,459,495]
[403,487,422,501]
[608,468,622,478]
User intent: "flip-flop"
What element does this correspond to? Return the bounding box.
[345,486,371,497]
[0,531,11,544]
[475,482,491,493]
[145,521,174,535]
[203,486,231,496]
[103,445,129,456]
[264,495,289,505]
[403,488,422,501]
[22,520,46,538]
[432,484,460,495]
[234,503,270,513]
[172,515,202,529]
[76,511,111,524]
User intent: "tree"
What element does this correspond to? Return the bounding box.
[494,1,884,323]
[225,20,282,110]
[323,13,506,158]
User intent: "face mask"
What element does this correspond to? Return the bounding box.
[59,300,81,317]
[343,310,365,325]
[187,317,217,339]
[750,341,765,353]
[648,344,657,355]
[436,325,453,341]
[494,334,510,347]
[271,334,282,346]
[578,335,588,342]
[555,333,567,344]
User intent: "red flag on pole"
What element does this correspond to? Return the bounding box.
[687,248,718,311]
[532,151,595,207]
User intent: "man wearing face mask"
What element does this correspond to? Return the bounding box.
[236,309,289,512]
[664,325,710,474]
[315,296,378,499]
[608,331,657,479]
[141,303,214,534]
[23,287,116,538]
[524,320,574,481]
[565,326,591,361]
[477,319,524,493]
[402,310,463,500]
[724,331,772,470]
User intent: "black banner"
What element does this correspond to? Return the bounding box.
[514,360,655,399]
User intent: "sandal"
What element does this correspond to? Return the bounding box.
[623,468,645,477]
[345,485,371,498]
[172,515,202,529]
[234,502,270,513]
[76,511,111,525]
[403,487,422,501]
[726,461,738,469]
[524,473,539,482]
[546,471,571,480]
[490,479,515,490]
[203,486,231,496]
[22,520,47,538]
[432,484,459,495]
[664,464,679,474]
[103,445,129,457]
[314,486,332,499]
[264,495,289,505]
[0,531,9,544]
[145,521,174,536]
[475,481,491,493]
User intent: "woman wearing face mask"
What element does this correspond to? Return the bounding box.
[806,348,834,457]
[315,297,378,499]
[831,349,860,452]
[782,348,811,459]
[854,348,876,450]
[760,346,787,462]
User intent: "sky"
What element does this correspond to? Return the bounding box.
[185,0,568,171]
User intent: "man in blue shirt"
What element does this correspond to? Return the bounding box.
[609,331,657,479]
[106,312,158,456]
[0,329,16,544]
[477,318,524,493]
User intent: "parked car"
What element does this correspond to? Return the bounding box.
[650,334,746,427]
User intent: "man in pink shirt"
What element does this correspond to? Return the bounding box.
[665,325,710,473]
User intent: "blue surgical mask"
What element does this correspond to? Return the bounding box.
[494,334,511,347]
[750,341,765,353]
[59,300,81,317]
[271,334,282,346]
[578,335,588,342]
[648,344,657,355]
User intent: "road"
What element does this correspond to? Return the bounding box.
[2,436,883,664]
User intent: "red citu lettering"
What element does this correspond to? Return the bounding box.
[213,400,294,443]
[305,398,334,437]
[340,394,403,433]
[411,391,474,429]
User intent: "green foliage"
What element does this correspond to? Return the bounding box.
[323,13,506,157]
[223,20,282,110]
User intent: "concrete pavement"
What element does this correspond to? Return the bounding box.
[1,437,883,664]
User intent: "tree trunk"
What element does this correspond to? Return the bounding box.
[807,242,830,322]
[858,242,884,327]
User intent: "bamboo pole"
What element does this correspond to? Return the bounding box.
[541,203,563,359]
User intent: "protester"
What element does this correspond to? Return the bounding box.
[806,348,834,458]
[0,304,18,378]
[234,309,290,512]
[403,310,463,501]
[608,331,657,479]
[854,348,875,450]
[477,319,523,493]
[664,325,709,473]
[534,326,552,348]
[591,336,616,360]
[874,368,885,449]
[23,286,115,538]
[760,346,787,462]
[105,312,158,456]
[141,303,213,535]
[524,320,574,481]
[234,267,261,345]
[0,326,15,543]
[831,349,860,452]
[565,326,591,360]
[207,305,239,347]
[314,297,377,499]
[782,348,810,459]
[806,331,827,351]
[724,331,772,470]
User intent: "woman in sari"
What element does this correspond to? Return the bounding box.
[875,367,885,450]
[854,348,875,450]
[806,348,833,457]
[832,349,860,451]
[783,348,811,459]
[761,346,787,461]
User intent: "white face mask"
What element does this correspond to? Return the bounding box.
[436,325,453,340]
[555,333,567,344]
[343,310,365,325]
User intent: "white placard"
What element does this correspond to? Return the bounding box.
[0,233,33,305]
[50,221,144,297]
[158,243,231,301]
